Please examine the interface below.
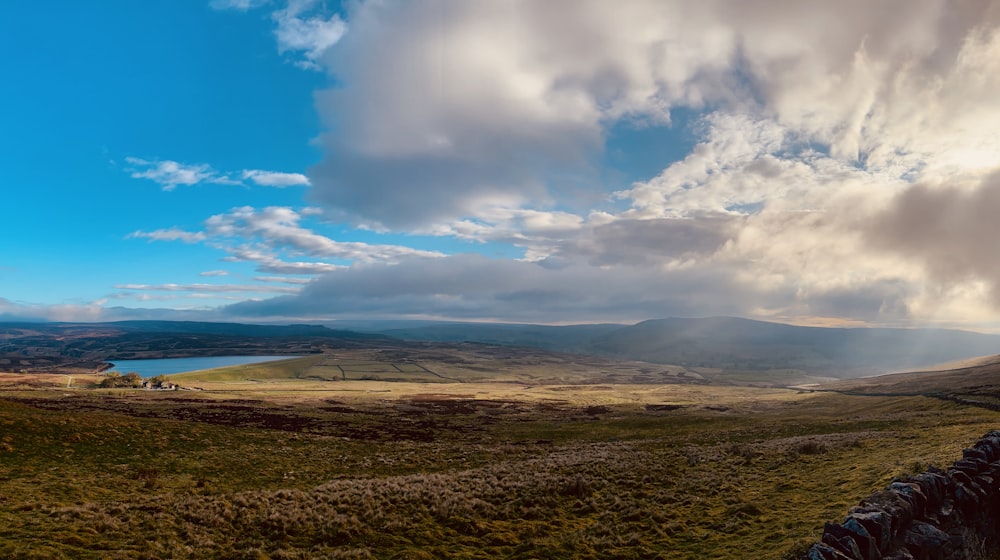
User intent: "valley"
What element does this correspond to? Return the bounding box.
[4,375,992,559]
[2,320,1000,558]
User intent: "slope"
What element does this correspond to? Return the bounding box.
[588,317,1000,377]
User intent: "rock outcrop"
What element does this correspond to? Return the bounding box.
[802,430,1000,560]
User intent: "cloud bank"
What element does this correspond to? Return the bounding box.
[119,0,1000,328]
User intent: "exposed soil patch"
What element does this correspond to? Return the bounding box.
[645,404,687,411]
[583,405,610,415]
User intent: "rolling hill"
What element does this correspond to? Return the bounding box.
[585,317,1000,374]
[823,354,1000,396]
[6,317,1000,380]
[352,316,1000,378]
[0,320,394,373]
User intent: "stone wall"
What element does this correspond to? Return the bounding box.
[803,430,1000,560]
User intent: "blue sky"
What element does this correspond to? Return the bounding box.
[4,1,1000,330]
[2,2,322,304]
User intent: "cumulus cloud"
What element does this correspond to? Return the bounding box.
[217,245,345,275]
[114,283,300,294]
[129,228,207,244]
[129,206,442,285]
[243,0,998,326]
[272,0,347,69]
[209,0,346,69]
[247,258,344,275]
[308,0,1000,226]
[252,276,313,284]
[147,1,1000,328]
[241,169,311,187]
[125,157,311,190]
[209,0,269,11]
[205,206,444,262]
[125,157,235,191]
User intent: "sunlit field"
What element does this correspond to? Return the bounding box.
[0,356,995,559]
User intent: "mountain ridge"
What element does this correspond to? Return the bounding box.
[5,317,1000,380]
[346,316,1000,377]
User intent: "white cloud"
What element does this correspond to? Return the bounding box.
[199,270,230,277]
[216,243,346,275]
[128,228,207,244]
[251,258,344,275]
[125,157,236,191]
[205,206,445,263]
[273,0,1000,327]
[242,169,311,187]
[273,0,347,70]
[0,297,108,323]
[307,0,1000,217]
[210,0,347,69]
[113,2,1000,329]
[125,156,311,190]
[253,276,313,284]
[209,0,269,11]
[114,283,300,294]
[130,206,442,284]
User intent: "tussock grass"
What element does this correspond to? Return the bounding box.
[0,383,995,558]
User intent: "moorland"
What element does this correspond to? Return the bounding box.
[1,320,999,558]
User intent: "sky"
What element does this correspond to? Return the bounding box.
[4,0,1000,330]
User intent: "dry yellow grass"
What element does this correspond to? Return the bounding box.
[162,377,807,410]
[0,384,992,559]
[3,350,999,558]
[171,347,710,385]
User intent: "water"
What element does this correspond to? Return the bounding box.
[108,355,300,378]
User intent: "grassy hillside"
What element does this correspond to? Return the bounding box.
[351,317,1000,379]
[823,354,1000,411]
[169,354,329,382]
[167,346,711,386]
[588,317,1000,376]
[8,318,1000,383]
[0,320,395,374]
[1,365,998,558]
[377,323,624,352]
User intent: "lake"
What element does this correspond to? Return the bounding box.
[108,355,300,378]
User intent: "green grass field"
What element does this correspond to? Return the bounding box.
[0,355,996,559]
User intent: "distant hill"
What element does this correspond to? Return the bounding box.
[822,354,1000,396]
[351,317,1000,378]
[587,317,1000,376]
[0,320,394,372]
[6,317,1000,380]
[371,322,623,353]
[106,320,388,340]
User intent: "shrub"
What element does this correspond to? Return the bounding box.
[99,371,143,388]
[136,467,162,490]
[795,441,828,456]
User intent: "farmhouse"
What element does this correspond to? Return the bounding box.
[140,379,177,390]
